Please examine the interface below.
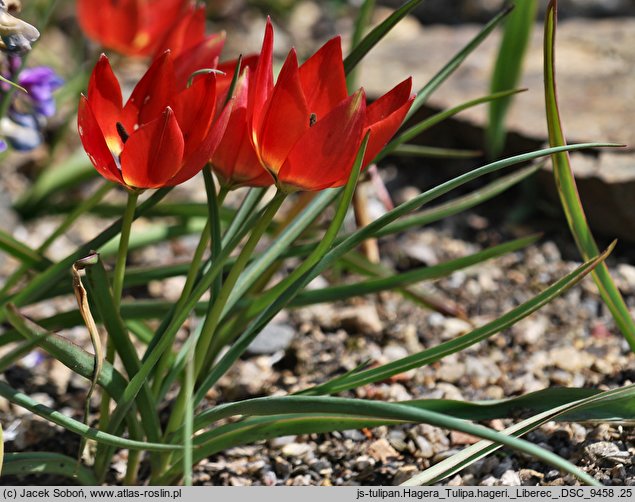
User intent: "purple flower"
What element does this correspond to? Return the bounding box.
[18,66,63,117]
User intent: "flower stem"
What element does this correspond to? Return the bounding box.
[95,189,138,480]
[150,180,227,396]
[112,190,140,310]
[161,191,286,444]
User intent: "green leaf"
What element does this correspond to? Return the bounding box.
[1,452,98,485]
[195,134,371,405]
[376,164,541,237]
[14,149,97,218]
[300,244,613,395]
[289,235,539,306]
[382,88,524,161]
[183,395,599,486]
[239,143,616,323]
[544,0,635,351]
[4,304,128,398]
[344,0,424,75]
[0,229,50,269]
[0,75,27,93]
[486,0,537,157]
[0,380,179,452]
[392,144,482,159]
[0,188,172,322]
[83,257,163,442]
[406,5,513,122]
[403,383,635,485]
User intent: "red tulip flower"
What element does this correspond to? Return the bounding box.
[206,54,272,189]
[248,20,415,192]
[153,3,225,89]
[77,0,188,57]
[211,67,273,189]
[78,52,230,189]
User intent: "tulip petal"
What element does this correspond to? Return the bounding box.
[174,32,226,89]
[278,90,366,191]
[78,0,141,55]
[78,96,124,186]
[136,0,188,55]
[211,73,272,188]
[171,97,233,186]
[299,37,348,119]
[256,50,310,175]
[87,54,124,155]
[120,107,184,189]
[363,77,414,166]
[155,4,206,56]
[121,51,176,130]
[216,55,259,104]
[249,18,274,138]
[172,72,217,155]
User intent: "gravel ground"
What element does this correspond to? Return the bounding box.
[1,166,634,486]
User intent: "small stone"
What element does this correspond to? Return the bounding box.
[281,442,314,461]
[585,442,631,465]
[393,465,418,485]
[447,474,463,486]
[368,438,400,463]
[337,304,383,335]
[441,318,472,340]
[414,436,435,458]
[500,470,521,486]
[550,346,595,372]
[450,431,480,446]
[354,455,375,471]
[247,323,295,355]
[262,470,278,486]
[437,360,466,383]
[519,469,544,484]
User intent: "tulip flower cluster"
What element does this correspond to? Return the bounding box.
[77,1,414,192]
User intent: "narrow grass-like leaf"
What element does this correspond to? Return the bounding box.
[404,400,583,486]
[403,383,635,485]
[406,6,513,122]
[224,189,338,317]
[14,149,97,218]
[344,0,424,75]
[1,452,98,485]
[4,304,127,398]
[300,244,612,395]
[0,381,178,452]
[0,230,50,269]
[382,89,524,161]
[347,0,375,92]
[392,144,481,159]
[0,188,172,321]
[195,135,370,404]
[157,414,396,484]
[84,257,163,441]
[376,164,541,237]
[182,395,599,485]
[486,0,537,157]
[238,144,615,322]
[544,0,635,351]
[290,235,538,306]
[99,218,206,256]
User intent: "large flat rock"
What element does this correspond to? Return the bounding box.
[359,16,635,240]
[359,17,635,147]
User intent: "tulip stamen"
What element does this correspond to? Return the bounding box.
[116,122,130,144]
[309,113,317,127]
